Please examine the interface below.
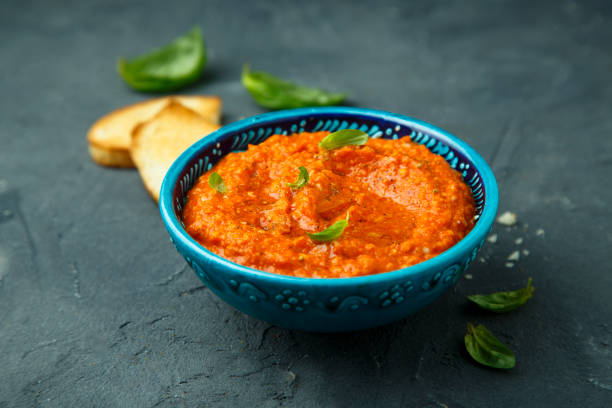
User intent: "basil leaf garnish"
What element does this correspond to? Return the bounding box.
[208,172,227,194]
[241,65,345,110]
[307,219,348,242]
[467,278,534,313]
[117,27,206,92]
[464,323,516,369]
[318,129,369,150]
[287,166,309,190]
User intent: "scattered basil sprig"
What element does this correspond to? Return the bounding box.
[287,166,309,190]
[208,172,227,194]
[117,26,206,92]
[241,65,345,110]
[319,129,369,150]
[468,278,534,313]
[464,323,516,369]
[307,219,348,242]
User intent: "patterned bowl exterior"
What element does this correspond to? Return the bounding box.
[159,107,498,332]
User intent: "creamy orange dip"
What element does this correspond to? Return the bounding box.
[182,131,475,278]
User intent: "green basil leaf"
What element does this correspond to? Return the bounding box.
[468,278,534,313]
[117,26,206,92]
[307,219,348,242]
[287,166,309,190]
[208,172,227,194]
[241,65,345,110]
[318,129,369,150]
[465,323,516,369]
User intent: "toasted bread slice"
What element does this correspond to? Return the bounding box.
[87,96,221,167]
[131,102,220,201]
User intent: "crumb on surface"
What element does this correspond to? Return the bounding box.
[514,237,523,245]
[465,273,473,279]
[487,233,498,243]
[522,249,530,256]
[497,211,518,226]
[507,250,520,262]
[505,262,514,268]
[536,228,545,236]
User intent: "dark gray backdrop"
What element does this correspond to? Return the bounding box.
[1,0,610,407]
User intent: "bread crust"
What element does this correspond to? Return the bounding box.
[87,96,221,168]
[131,101,220,201]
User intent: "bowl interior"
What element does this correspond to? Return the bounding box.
[170,108,490,233]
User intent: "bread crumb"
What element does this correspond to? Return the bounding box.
[505,262,514,268]
[479,257,487,263]
[522,249,530,256]
[465,274,473,279]
[514,237,523,245]
[497,211,517,226]
[507,250,520,262]
[536,228,545,236]
[487,233,498,243]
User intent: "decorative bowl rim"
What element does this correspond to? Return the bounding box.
[159,106,498,287]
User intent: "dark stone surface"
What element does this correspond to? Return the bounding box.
[1,0,610,406]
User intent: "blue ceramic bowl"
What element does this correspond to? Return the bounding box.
[159,107,498,332]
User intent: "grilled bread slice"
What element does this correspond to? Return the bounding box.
[131,101,220,201]
[87,95,221,167]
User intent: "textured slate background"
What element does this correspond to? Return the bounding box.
[1,0,611,406]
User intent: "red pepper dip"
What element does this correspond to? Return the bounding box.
[182,131,475,278]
